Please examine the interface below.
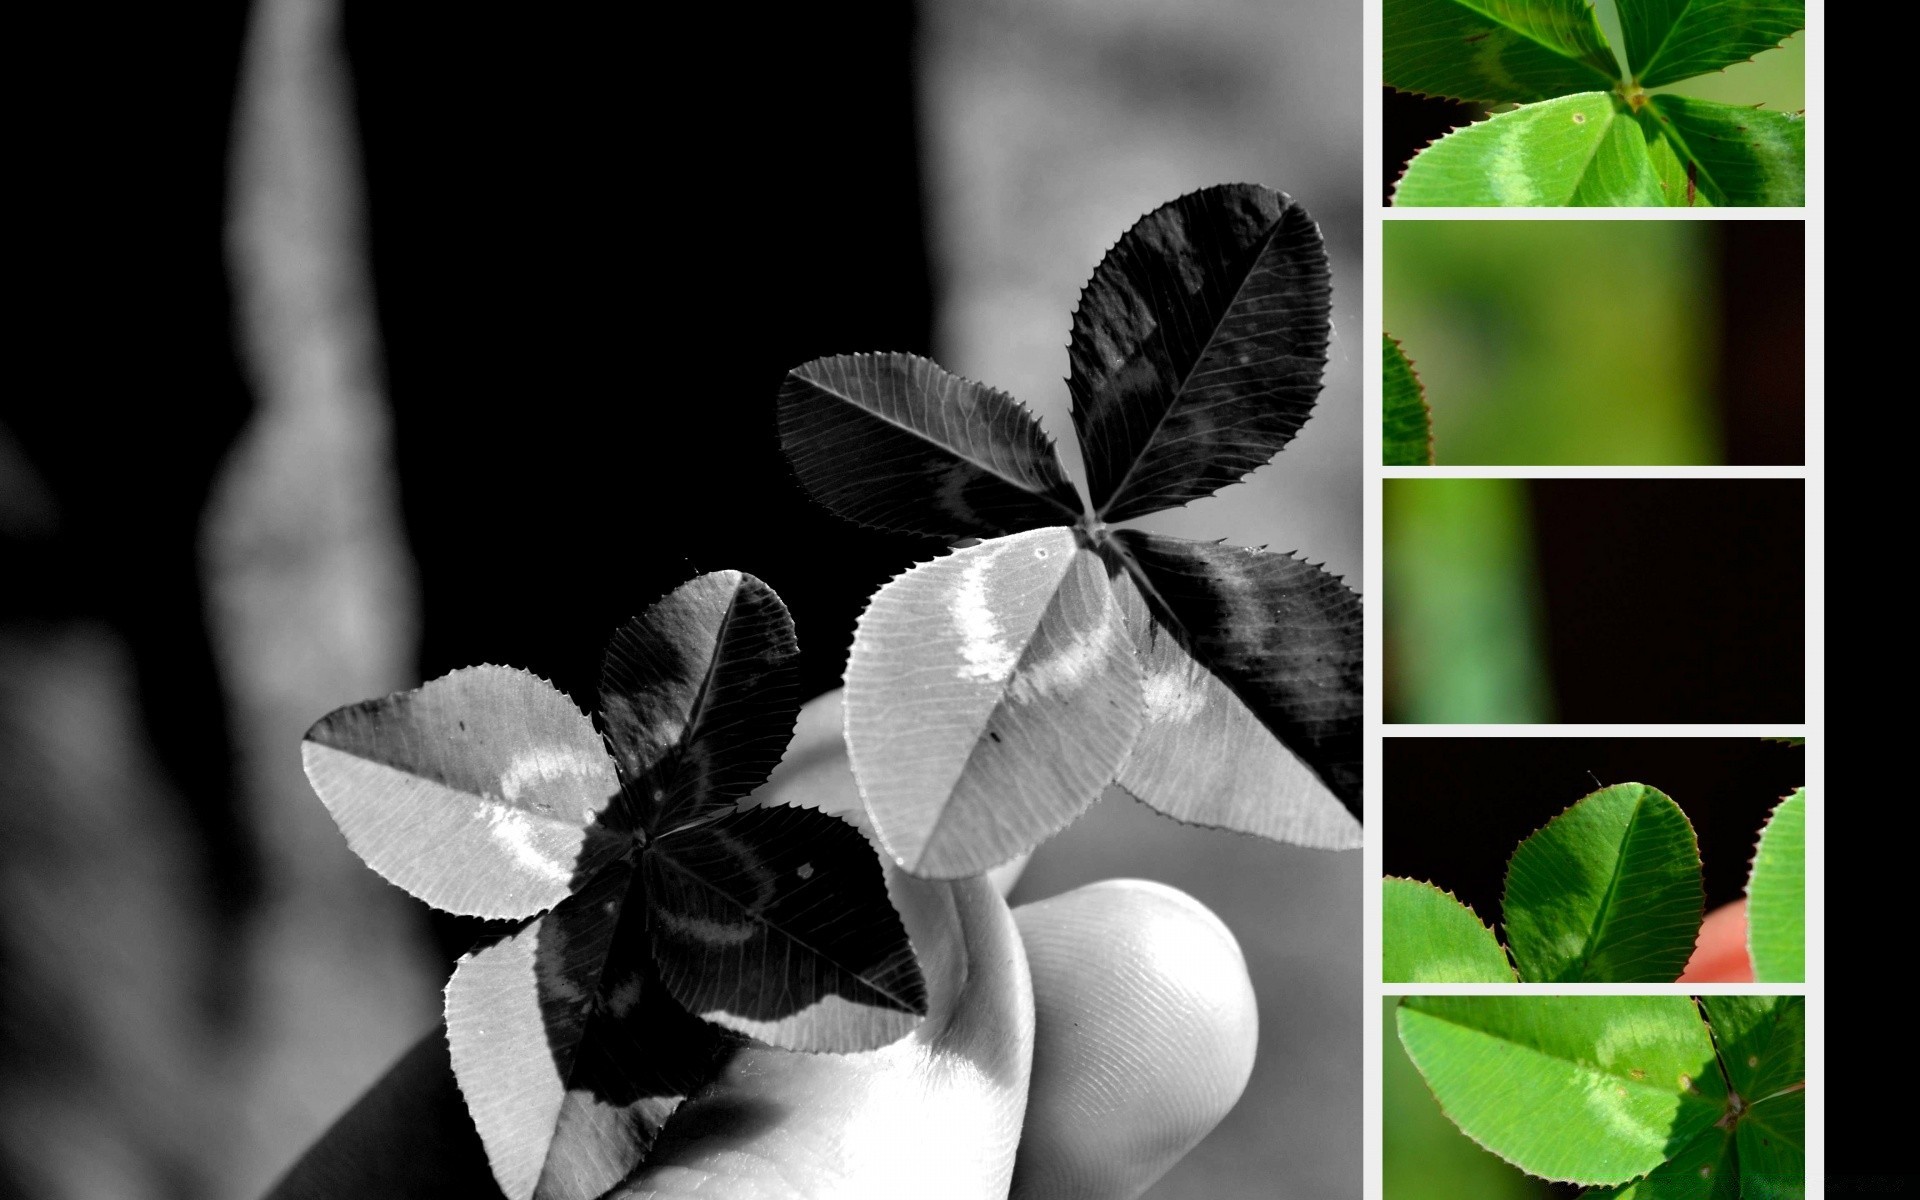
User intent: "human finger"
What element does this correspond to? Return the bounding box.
[1009,879,1258,1200]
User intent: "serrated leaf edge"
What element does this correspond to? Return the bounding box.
[1393,999,1706,1187]
[1500,782,1703,984]
[780,350,1084,537]
[1064,183,1329,519]
[1383,333,1435,466]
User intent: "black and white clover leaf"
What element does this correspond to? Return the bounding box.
[1109,530,1362,819]
[599,571,801,830]
[845,527,1146,878]
[444,865,733,1200]
[1069,184,1331,523]
[308,571,927,1200]
[778,352,1082,539]
[646,803,928,1046]
[302,665,623,918]
[1109,569,1358,848]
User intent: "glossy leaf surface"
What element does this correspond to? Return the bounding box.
[1502,783,1702,982]
[1069,184,1330,522]
[1394,94,1674,207]
[303,665,620,918]
[1396,995,1724,1185]
[1110,569,1360,849]
[778,352,1081,538]
[1114,530,1361,813]
[846,528,1145,877]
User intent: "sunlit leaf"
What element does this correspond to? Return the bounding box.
[1502,783,1702,983]
[645,804,926,1049]
[1642,96,1804,207]
[1615,0,1805,89]
[1393,94,1672,207]
[444,866,733,1200]
[1700,995,1803,1103]
[599,571,801,831]
[1586,1124,1738,1199]
[778,352,1081,538]
[1069,184,1330,523]
[1112,530,1360,812]
[1745,788,1805,982]
[1109,570,1360,849]
[303,665,621,918]
[1737,1089,1805,1200]
[1396,995,1724,1185]
[846,527,1145,877]
[1383,0,1618,104]
[1382,878,1515,982]
[1383,335,1433,466]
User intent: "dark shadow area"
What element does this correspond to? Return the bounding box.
[7,4,261,993]
[643,805,926,1023]
[1713,223,1806,466]
[1381,89,1481,205]
[338,3,940,964]
[1384,737,1804,925]
[1528,480,1803,722]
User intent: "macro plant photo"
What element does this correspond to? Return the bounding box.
[1388,995,1805,1198]
[1383,221,1805,466]
[1384,780,1806,984]
[1384,737,1806,984]
[3,1,1371,1197]
[1382,0,1806,206]
[1384,479,1803,723]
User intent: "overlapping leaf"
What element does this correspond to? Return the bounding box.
[1382,878,1515,982]
[1700,995,1803,1103]
[1643,96,1805,207]
[1396,995,1725,1185]
[1745,789,1805,982]
[778,352,1081,539]
[1588,1125,1738,1199]
[1069,184,1330,523]
[1382,0,1618,104]
[1109,568,1360,849]
[1111,530,1361,813]
[1394,94,1676,207]
[1383,335,1433,465]
[779,185,1361,875]
[307,572,926,1199]
[1736,1090,1805,1199]
[1616,0,1805,88]
[1502,783,1703,983]
[600,571,801,828]
[845,528,1145,878]
[1385,0,1806,207]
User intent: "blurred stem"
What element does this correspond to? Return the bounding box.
[1385,479,1553,723]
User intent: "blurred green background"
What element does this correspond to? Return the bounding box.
[1383,999,1564,1200]
[1384,222,1717,466]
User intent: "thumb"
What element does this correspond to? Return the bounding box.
[626,870,1034,1199]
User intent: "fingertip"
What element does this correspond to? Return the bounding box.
[1011,879,1257,1200]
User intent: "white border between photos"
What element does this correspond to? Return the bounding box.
[1361,1,1824,1193]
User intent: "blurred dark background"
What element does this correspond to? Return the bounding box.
[3,1,1360,1196]
[1384,737,1804,922]
[1384,221,1805,466]
[1385,479,1804,723]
